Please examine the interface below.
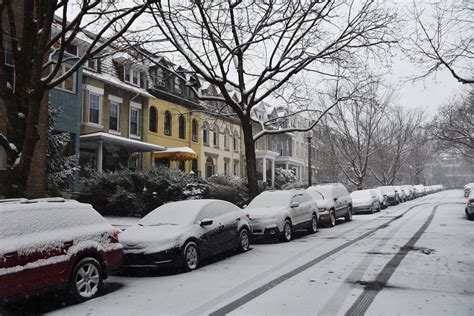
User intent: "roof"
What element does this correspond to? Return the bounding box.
[80,132,166,152]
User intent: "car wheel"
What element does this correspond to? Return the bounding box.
[345,207,353,222]
[238,228,250,252]
[182,241,199,271]
[307,214,318,234]
[328,210,336,227]
[280,219,292,242]
[69,257,103,302]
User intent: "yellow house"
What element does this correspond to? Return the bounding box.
[144,97,201,173]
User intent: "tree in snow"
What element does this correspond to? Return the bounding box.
[140,0,398,199]
[405,0,473,84]
[0,0,153,197]
[274,167,297,190]
[47,105,79,194]
[427,89,474,159]
[323,76,391,190]
[370,107,423,185]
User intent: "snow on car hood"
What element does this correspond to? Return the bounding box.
[120,224,188,254]
[246,207,287,219]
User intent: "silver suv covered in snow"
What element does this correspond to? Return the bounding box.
[306,183,352,227]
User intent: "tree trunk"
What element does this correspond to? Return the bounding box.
[5,91,46,198]
[241,117,259,200]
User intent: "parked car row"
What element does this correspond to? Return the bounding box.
[0,183,444,304]
[464,183,474,198]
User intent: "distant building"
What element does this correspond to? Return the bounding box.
[424,153,474,188]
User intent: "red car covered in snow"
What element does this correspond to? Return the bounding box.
[0,198,123,302]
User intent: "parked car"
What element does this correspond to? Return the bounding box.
[393,186,407,202]
[465,191,474,220]
[373,188,388,209]
[0,198,123,302]
[350,189,381,214]
[464,183,474,198]
[306,183,352,227]
[119,200,250,272]
[403,185,414,200]
[378,186,400,205]
[246,189,318,242]
[413,184,425,198]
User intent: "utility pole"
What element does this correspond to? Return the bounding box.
[307,135,312,186]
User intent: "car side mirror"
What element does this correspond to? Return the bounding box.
[200,218,213,226]
[242,204,247,209]
[290,202,299,208]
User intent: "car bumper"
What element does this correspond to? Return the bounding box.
[466,205,474,215]
[352,205,372,213]
[122,247,182,269]
[387,196,397,205]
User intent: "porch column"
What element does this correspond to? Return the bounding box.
[151,152,155,168]
[262,157,267,183]
[97,141,103,172]
[285,162,289,170]
[271,159,275,187]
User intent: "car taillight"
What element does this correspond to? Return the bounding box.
[469,199,474,205]
[110,230,120,243]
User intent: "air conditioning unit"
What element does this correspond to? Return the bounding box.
[164,128,170,135]
[192,135,198,142]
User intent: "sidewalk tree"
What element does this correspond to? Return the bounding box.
[143,0,397,199]
[0,0,153,197]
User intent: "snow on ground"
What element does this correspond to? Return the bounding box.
[3,190,471,315]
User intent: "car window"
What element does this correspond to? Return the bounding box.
[291,194,306,205]
[198,202,227,220]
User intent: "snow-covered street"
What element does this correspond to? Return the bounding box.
[3,190,473,315]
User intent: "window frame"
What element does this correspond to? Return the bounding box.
[88,92,101,125]
[149,106,158,133]
[164,111,172,136]
[178,114,186,139]
[109,100,120,133]
[124,65,140,86]
[55,64,76,93]
[192,119,198,142]
[130,105,141,138]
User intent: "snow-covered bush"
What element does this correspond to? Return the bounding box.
[274,167,297,189]
[207,175,249,207]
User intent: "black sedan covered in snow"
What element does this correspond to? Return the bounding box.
[119,199,251,271]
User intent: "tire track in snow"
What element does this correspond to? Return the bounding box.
[318,203,431,316]
[345,203,442,316]
[207,203,428,316]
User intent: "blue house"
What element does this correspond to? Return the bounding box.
[48,63,83,192]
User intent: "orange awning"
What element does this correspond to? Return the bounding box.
[154,147,197,161]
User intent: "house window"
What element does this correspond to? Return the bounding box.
[233,162,238,176]
[174,76,182,93]
[4,39,14,88]
[224,160,229,175]
[56,65,76,93]
[178,114,186,139]
[191,159,198,173]
[109,101,120,132]
[149,106,158,133]
[153,67,166,87]
[224,129,230,149]
[129,154,139,170]
[202,122,209,145]
[205,157,214,178]
[213,127,219,147]
[164,111,172,135]
[130,107,140,136]
[233,132,238,151]
[0,146,6,170]
[178,160,186,171]
[87,58,98,71]
[192,119,198,142]
[124,66,140,86]
[88,93,101,124]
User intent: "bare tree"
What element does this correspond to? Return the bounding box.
[324,78,391,190]
[143,0,397,198]
[401,127,435,184]
[428,89,474,159]
[370,107,423,185]
[406,0,473,84]
[0,0,153,197]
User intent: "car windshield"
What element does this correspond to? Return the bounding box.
[380,186,394,194]
[312,186,332,199]
[351,191,371,199]
[306,188,324,201]
[139,202,200,226]
[248,192,290,208]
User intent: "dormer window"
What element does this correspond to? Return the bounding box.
[153,67,166,87]
[124,65,140,86]
[174,76,182,93]
[86,58,98,71]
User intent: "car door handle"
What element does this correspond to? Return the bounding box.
[5,252,16,258]
[64,241,74,247]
